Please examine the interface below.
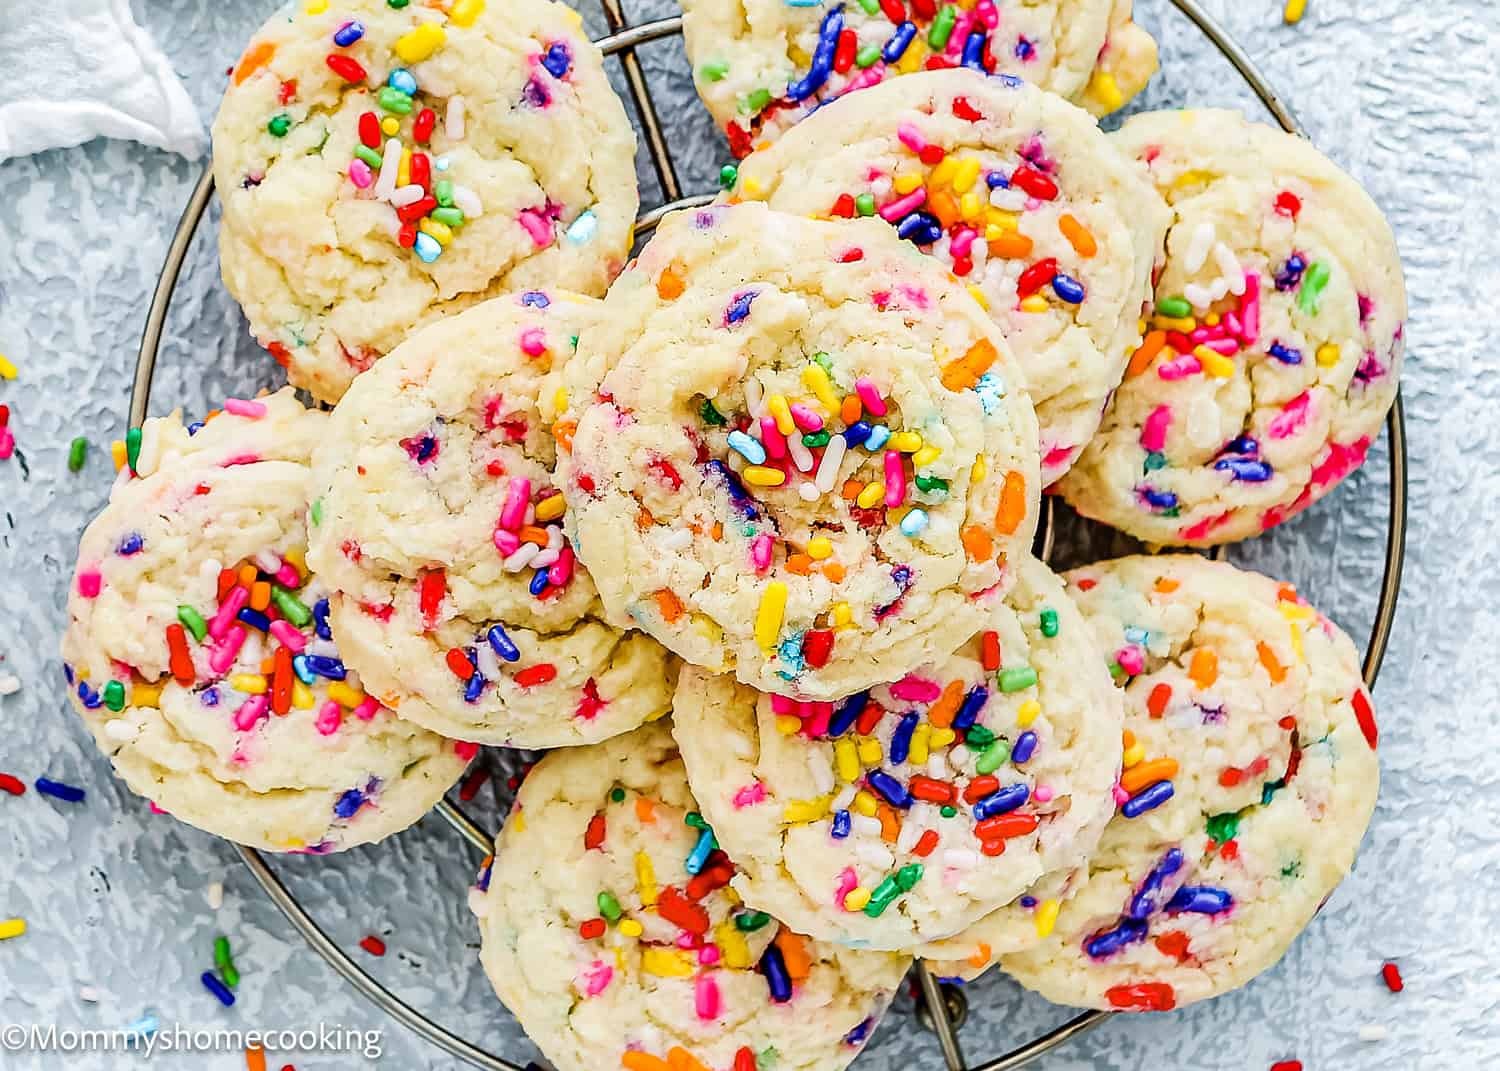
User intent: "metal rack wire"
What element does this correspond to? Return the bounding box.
[129,2,1407,1068]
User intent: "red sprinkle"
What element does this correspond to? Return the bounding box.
[830,193,856,218]
[278,79,298,105]
[166,623,195,686]
[398,196,439,224]
[687,856,735,900]
[1382,961,1403,992]
[1154,931,1192,961]
[413,107,437,144]
[410,152,431,191]
[908,776,956,805]
[514,663,557,687]
[325,54,367,83]
[358,936,386,957]
[1352,689,1378,749]
[358,111,380,149]
[458,765,489,802]
[584,813,606,850]
[878,0,905,21]
[952,96,982,121]
[418,569,446,628]
[979,838,1005,857]
[980,630,1000,671]
[854,700,884,736]
[1270,1063,1303,1071]
[1147,682,1172,718]
[579,918,606,940]
[837,248,864,263]
[833,28,857,74]
[1218,839,1239,861]
[962,774,999,804]
[918,144,946,166]
[1274,191,1302,218]
[1010,165,1058,201]
[913,829,940,857]
[1105,982,1176,1011]
[1016,257,1060,298]
[801,629,834,669]
[657,886,709,935]
[0,774,25,795]
[270,646,293,716]
[734,1048,757,1071]
[445,648,475,680]
[974,812,1038,841]
[397,223,417,248]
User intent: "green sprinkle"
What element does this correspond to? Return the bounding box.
[719,164,739,190]
[963,725,996,749]
[67,437,87,472]
[914,473,948,494]
[734,910,771,931]
[802,431,831,448]
[610,786,626,803]
[700,60,729,82]
[430,206,464,227]
[221,964,240,989]
[856,0,881,13]
[178,605,208,643]
[434,179,455,207]
[742,88,771,115]
[1261,779,1285,806]
[855,43,881,69]
[354,145,383,169]
[125,427,142,473]
[597,891,622,922]
[214,936,233,973]
[387,0,410,7]
[1155,296,1192,319]
[1039,608,1059,638]
[975,737,1011,774]
[1143,451,1167,472]
[939,804,957,818]
[928,4,957,50]
[377,86,414,115]
[267,113,291,138]
[812,351,833,374]
[1297,261,1330,315]
[894,863,923,892]
[699,398,727,426]
[269,585,312,627]
[1109,662,1127,682]
[998,666,1038,693]
[685,811,709,829]
[310,498,323,527]
[1205,812,1240,843]
[102,680,126,712]
[854,193,876,217]
[1280,858,1301,879]
[862,875,902,917]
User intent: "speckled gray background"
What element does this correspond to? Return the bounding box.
[0,0,1493,1068]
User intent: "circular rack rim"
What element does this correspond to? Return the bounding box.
[127,2,1407,1069]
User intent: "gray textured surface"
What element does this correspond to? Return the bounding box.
[0,1,1491,1068]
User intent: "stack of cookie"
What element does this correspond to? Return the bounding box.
[58,1,1406,1068]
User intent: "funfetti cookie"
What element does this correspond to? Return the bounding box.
[997,555,1380,1011]
[731,70,1168,484]
[556,202,1042,700]
[672,558,1121,951]
[683,0,1156,156]
[61,390,472,853]
[306,291,677,748]
[213,0,638,403]
[1059,109,1407,546]
[471,721,911,1071]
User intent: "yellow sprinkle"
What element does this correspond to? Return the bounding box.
[1204,313,1220,327]
[380,116,401,137]
[801,363,839,411]
[852,790,878,817]
[552,387,569,416]
[1016,700,1040,728]
[291,680,314,709]
[1279,601,1315,623]
[1283,0,1306,23]
[807,536,833,561]
[419,217,453,246]
[1122,743,1146,768]
[832,602,854,629]
[618,919,644,938]
[394,22,446,64]
[843,887,872,912]
[397,148,412,187]
[856,481,885,509]
[971,456,987,483]
[986,209,1020,231]
[959,192,984,222]
[717,922,751,968]
[327,681,366,709]
[896,38,926,73]
[1316,343,1341,367]
[641,948,694,977]
[966,285,990,310]
[534,494,566,522]
[513,812,526,833]
[766,394,794,435]
[1086,69,1124,112]
[784,796,830,823]
[928,157,957,189]
[857,736,883,766]
[912,446,941,468]
[111,440,127,471]
[834,737,860,782]
[908,723,931,766]
[894,172,925,196]
[1020,295,1049,314]
[1153,315,1196,333]
[929,727,956,750]
[743,465,787,487]
[284,547,306,576]
[303,0,328,13]
[229,674,267,695]
[775,714,802,735]
[952,157,981,194]
[1035,899,1060,938]
[888,431,922,453]
[635,851,658,907]
[612,946,625,971]
[132,681,162,709]
[449,0,486,27]
[1196,348,1235,378]
[755,581,787,650]
[1289,622,1305,663]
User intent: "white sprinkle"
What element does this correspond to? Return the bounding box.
[797,481,818,502]
[659,527,693,551]
[475,641,502,681]
[467,887,488,918]
[988,186,1027,212]
[1214,242,1244,292]
[809,753,835,795]
[78,986,101,1003]
[374,138,402,200]
[854,842,894,869]
[941,848,979,868]
[786,432,813,473]
[815,434,847,493]
[103,719,138,743]
[0,674,19,696]
[1184,221,1215,273]
[434,155,451,171]
[870,176,893,199]
[452,184,483,218]
[524,503,536,526]
[895,821,921,854]
[1183,282,1215,310]
[851,815,883,838]
[253,551,281,573]
[1359,1025,1389,1043]
[307,638,340,659]
[391,184,426,207]
[927,753,949,779]
[949,744,971,768]
[446,95,466,141]
[743,379,764,419]
[830,785,857,812]
[206,882,224,910]
[503,543,540,572]
[530,548,560,569]
[545,525,565,551]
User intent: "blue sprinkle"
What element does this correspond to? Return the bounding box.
[1127,848,1185,919]
[541,42,573,79]
[828,691,868,737]
[953,685,988,732]
[334,19,365,47]
[201,687,220,707]
[1141,487,1179,510]
[1123,625,1150,645]
[409,435,438,462]
[685,827,716,874]
[864,424,891,451]
[842,421,873,448]
[334,788,366,819]
[313,598,332,641]
[899,509,928,537]
[993,73,1025,89]
[117,532,144,555]
[1121,780,1175,818]
[63,664,75,685]
[529,568,550,596]
[786,5,843,101]
[464,671,486,703]
[961,30,987,70]
[476,860,494,893]
[844,1017,873,1046]
[889,712,918,765]
[1084,917,1147,959]
[1166,885,1235,915]
[1019,895,1037,908]
[1014,35,1034,60]
[123,1015,158,1042]
[387,67,417,96]
[1051,273,1086,304]
[985,171,1009,189]
[520,290,550,308]
[866,770,913,809]
[895,211,943,245]
[831,809,852,839]
[727,430,767,465]
[292,654,316,686]
[704,460,759,519]
[566,210,598,244]
[413,232,442,263]
[725,290,759,324]
[236,607,271,632]
[77,681,101,709]
[36,777,86,803]
[303,655,347,681]
[760,943,792,1002]
[487,624,521,662]
[201,971,236,1007]
[890,564,912,588]
[972,782,1029,820]
[1274,254,1306,291]
[1011,730,1038,764]
[1214,457,1274,482]
[186,421,204,436]
[1220,435,1259,456]
[881,21,917,64]
[1268,341,1303,364]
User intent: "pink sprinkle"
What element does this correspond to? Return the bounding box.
[581,960,613,997]
[1033,785,1054,803]
[1140,405,1172,452]
[1156,354,1202,381]
[519,328,547,357]
[889,676,941,702]
[223,398,268,419]
[353,697,382,722]
[1178,511,1233,542]
[1115,645,1145,676]
[1042,443,1075,471]
[209,625,248,675]
[221,453,260,468]
[1200,336,1239,355]
[1309,437,1370,489]
[1190,325,1229,343]
[349,159,373,188]
[517,209,553,248]
[883,449,905,508]
[855,377,887,416]
[835,866,858,909]
[77,569,102,598]
[732,782,767,808]
[802,704,831,737]
[1222,310,1244,338]
[879,188,927,223]
[0,428,13,461]
[274,562,301,588]
[547,546,574,587]
[315,700,343,736]
[232,694,269,732]
[949,227,977,259]
[1240,272,1261,345]
[975,0,999,28]
[1112,784,1130,805]
[209,586,250,640]
[494,528,520,556]
[269,620,306,654]
[896,122,927,153]
[845,65,884,93]
[789,403,823,433]
[770,693,798,716]
[675,933,696,950]
[148,801,169,815]
[750,533,773,574]
[1267,391,1311,440]
[760,416,786,460]
[500,476,531,531]
[698,945,720,966]
[695,974,721,1021]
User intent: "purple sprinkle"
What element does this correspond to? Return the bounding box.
[725,290,758,325]
[521,77,550,108]
[1011,730,1038,764]
[118,532,144,555]
[541,42,572,79]
[520,290,550,308]
[334,788,367,819]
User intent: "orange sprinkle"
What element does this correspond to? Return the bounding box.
[1276,583,1299,603]
[666,1050,710,1071]
[926,679,965,728]
[238,564,258,587]
[994,471,1026,535]
[876,803,901,843]
[960,525,993,562]
[654,588,683,624]
[245,1044,268,1071]
[1127,330,1167,377]
[821,561,846,583]
[635,507,655,531]
[785,554,813,576]
[987,231,1033,259]
[1146,682,1172,718]
[635,797,656,824]
[250,581,271,612]
[1153,577,1180,594]
[656,269,685,300]
[233,41,275,85]
[928,190,961,229]
[1120,758,1179,795]
[774,930,812,980]
[1189,648,1218,689]
[1122,729,1137,751]
[840,395,863,424]
[518,525,549,547]
[710,521,723,541]
[1257,642,1287,683]
[552,419,576,451]
[840,479,863,501]
[622,1054,671,1071]
[939,337,998,391]
[259,657,275,674]
[1057,214,1097,257]
[967,942,992,969]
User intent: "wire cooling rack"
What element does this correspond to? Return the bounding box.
[127,1,1408,1068]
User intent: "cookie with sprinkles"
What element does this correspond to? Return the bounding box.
[471,721,910,1071]
[306,291,677,747]
[213,0,638,404]
[682,0,1156,156]
[60,389,472,853]
[731,69,1168,484]
[672,558,1121,950]
[997,554,1380,1011]
[1058,109,1407,546]
[556,202,1042,700]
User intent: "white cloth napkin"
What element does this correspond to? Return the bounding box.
[0,0,204,162]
